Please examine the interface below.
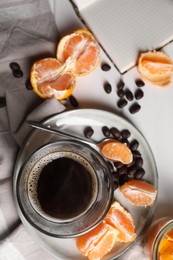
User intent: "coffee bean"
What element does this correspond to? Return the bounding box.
[25,78,33,90]
[135,157,143,167]
[135,89,144,100]
[101,63,111,71]
[113,161,124,169]
[102,126,110,137]
[117,89,125,98]
[118,165,127,175]
[134,168,145,179]
[110,127,121,139]
[121,138,130,147]
[121,129,131,139]
[84,126,94,138]
[119,174,129,185]
[69,95,79,107]
[130,139,139,151]
[117,80,125,89]
[9,62,20,71]
[133,150,142,158]
[13,69,23,78]
[0,97,6,108]
[135,79,145,87]
[125,89,133,101]
[127,165,137,176]
[117,98,128,108]
[129,103,141,114]
[104,82,112,94]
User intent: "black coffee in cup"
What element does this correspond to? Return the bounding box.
[28,152,97,221]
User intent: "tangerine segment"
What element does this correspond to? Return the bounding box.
[57,29,100,76]
[166,229,173,241]
[30,58,76,100]
[120,180,157,207]
[100,140,133,164]
[76,222,118,260]
[138,51,173,87]
[104,201,136,242]
[158,233,173,260]
[87,225,118,260]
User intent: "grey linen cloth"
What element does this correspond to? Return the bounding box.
[0,1,65,259]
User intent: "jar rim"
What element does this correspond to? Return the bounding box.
[153,218,173,259]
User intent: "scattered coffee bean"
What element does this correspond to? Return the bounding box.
[69,95,79,107]
[117,98,128,108]
[0,97,6,108]
[134,168,145,179]
[13,69,23,78]
[25,78,33,90]
[135,79,145,87]
[135,157,143,167]
[121,129,131,139]
[119,174,129,185]
[125,89,133,101]
[117,89,125,98]
[117,79,125,89]
[135,89,144,100]
[129,103,141,114]
[110,127,121,139]
[9,62,20,71]
[121,138,130,146]
[101,63,111,71]
[118,165,127,175]
[130,139,139,151]
[84,126,94,138]
[102,126,111,137]
[104,82,112,94]
[127,165,137,176]
[133,150,142,158]
[113,161,124,169]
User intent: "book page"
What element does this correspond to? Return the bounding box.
[79,0,173,73]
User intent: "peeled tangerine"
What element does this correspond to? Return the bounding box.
[30,29,100,100]
[100,140,133,165]
[76,222,119,260]
[138,51,173,87]
[76,201,136,260]
[30,58,76,101]
[57,29,100,76]
[120,180,157,207]
[104,201,136,243]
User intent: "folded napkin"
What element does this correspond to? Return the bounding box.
[0,1,66,259]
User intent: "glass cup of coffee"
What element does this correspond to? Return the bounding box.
[17,140,114,238]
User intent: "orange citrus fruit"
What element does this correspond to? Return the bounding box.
[158,229,173,260]
[104,201,136,243]
[30,58,76,101]
[138,51,173,87]
[57,29,100,76]
[99,140,133,164]
[120,180,157,206]
[76,222,119,260]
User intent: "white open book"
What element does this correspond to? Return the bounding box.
[72,0,173,73]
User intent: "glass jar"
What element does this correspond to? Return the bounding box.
[144,217,173,259]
